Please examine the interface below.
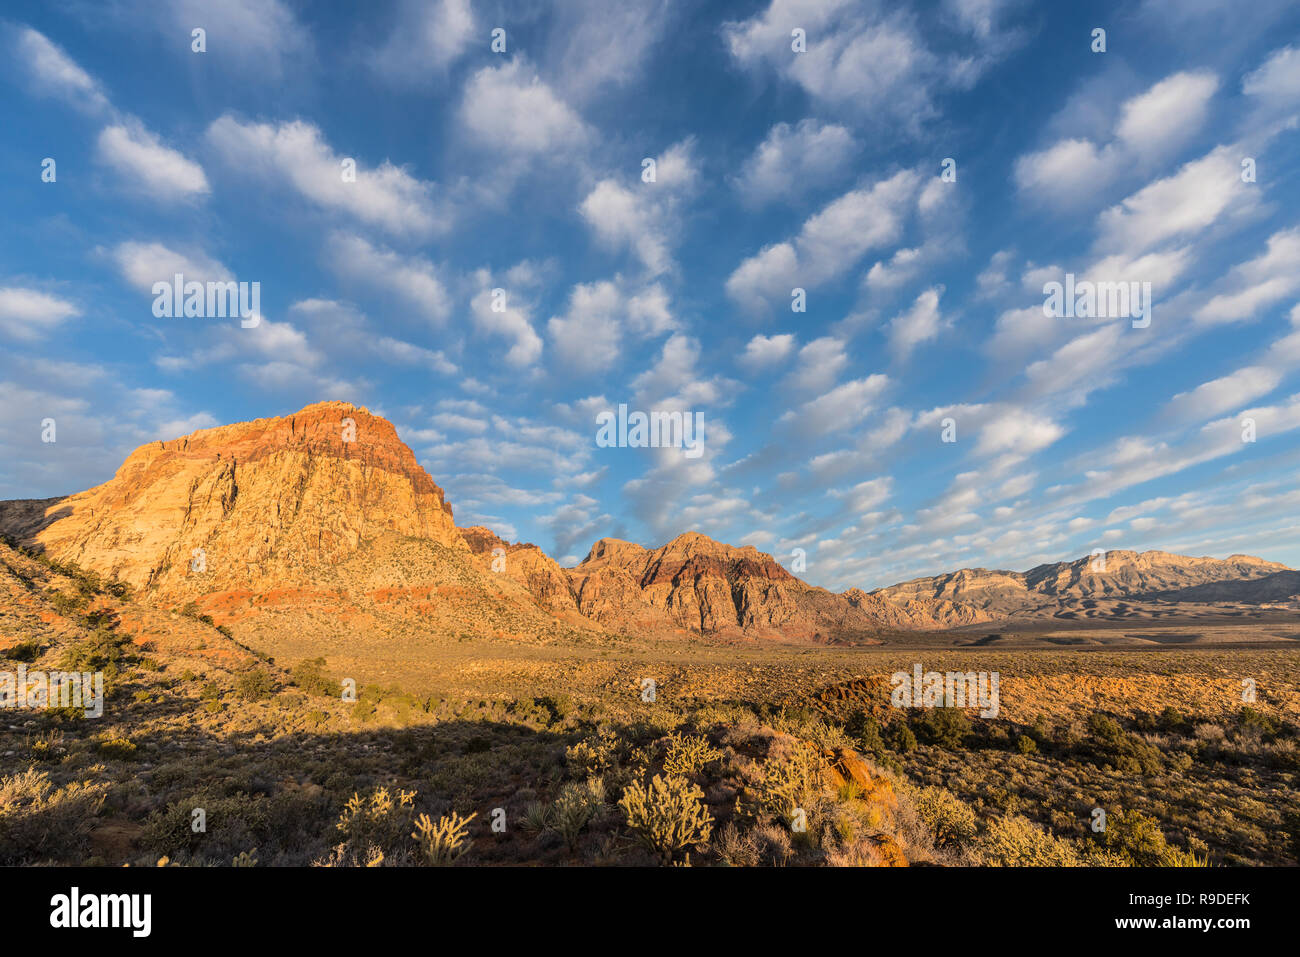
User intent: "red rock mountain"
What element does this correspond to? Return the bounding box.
[872,550,1291,620]
[462,529,994,639]
[0,402,462,598]
[0,403,1290,643]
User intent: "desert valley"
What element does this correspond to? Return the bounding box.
[0,401,1296,868]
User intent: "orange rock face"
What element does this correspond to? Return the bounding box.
[568,532,907,640]
[0,402,463,600]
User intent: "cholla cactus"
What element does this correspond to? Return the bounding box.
[747,742,821,826]
[412,810,476,866]
[662,732,722,777]
[333,786,418,863]
[619,774,713,865]
[565,728,620,776]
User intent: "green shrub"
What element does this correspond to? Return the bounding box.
[47,591,87,616]
[566,728,621,777]
[0,768,107,864]
[912,707,972,748]
[1098,810,1206,866]
[4,639,44,663]
[848,713,886,755]
[746,742,821,826]
[1238,707,1281,738]
[885,722,918,753]
[976,814,1085,866]
[335,787,417,862]
[1086,712,1164,775]
[540,693,575,722]
[1015,734,1038,755]
[291,657,338,697]
[98,736,138,760]
[234,669,277,701]
[548,777,605,850]
[912,786,978,849]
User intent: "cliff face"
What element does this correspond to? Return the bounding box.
[564,532,967,640]
[0,402,463,600]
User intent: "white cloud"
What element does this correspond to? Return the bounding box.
[547,281,626,371]
[0,288,81,341]
[1096,145,1255,256]
[1115,71,1218,161]
[830,476,893,515]
[579,139,697,275]
[1016,71,1219,208]
[1194,228,1300,325]
[975,407,1065,458]
[143,0,308,76]
[326,234,450,325]
[286,299,457,374]
[98,124,209,200]
[546,279,676,372]
[111,241,230,292]
[722,1,1006,128]
[459,60,588,155]
[1164,366,1282,424]
[469,271,543,367]
[785,337,848,392]
[733,119,857,206]
[727,169,919,312]
[543,0,676,101]
[887,286,945,357]
[1015,138,1116,203]
[370,0,476,86]
[740,333,796,370]
[631,333,738,410]
[207,116,443,235]
[13,28,109,114]
[1242,44,1300,124]
[777,375,891,437]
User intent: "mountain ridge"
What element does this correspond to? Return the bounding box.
[0,402,1290,641]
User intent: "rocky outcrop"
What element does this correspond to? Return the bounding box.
[0,402,463,600]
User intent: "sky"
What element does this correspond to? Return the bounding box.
[2,0,1299,590]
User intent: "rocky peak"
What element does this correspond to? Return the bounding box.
[0,401,462,597]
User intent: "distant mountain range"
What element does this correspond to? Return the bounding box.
[1,402,1293,645]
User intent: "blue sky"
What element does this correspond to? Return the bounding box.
[2,0,1299,589]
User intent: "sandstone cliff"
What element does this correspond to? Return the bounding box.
[564,532,965,640]
[0,402,463,600]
